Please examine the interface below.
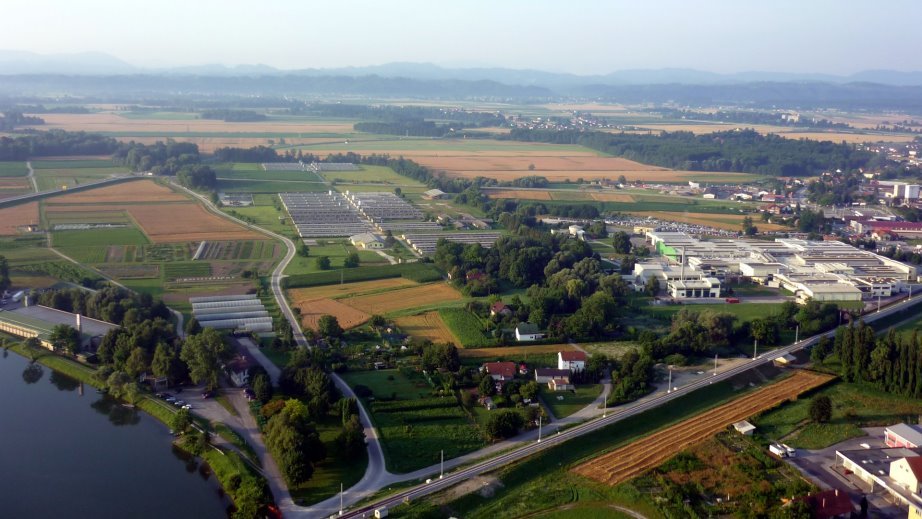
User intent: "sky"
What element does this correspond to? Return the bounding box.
[2,0,920,75]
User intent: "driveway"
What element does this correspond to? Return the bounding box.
[235,337,281,384]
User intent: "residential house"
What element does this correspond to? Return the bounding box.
[548,377,574,391]
[535,368,571,383]
[490,301,512,317]
[515,323,545,342]
[481,396,495,410]
[558,351,587,371]
[890,456,922,494]
[422,188,447,200]
[225,352,255,387]
[885,423,922,448]
[793,489,854,519]
[482,361,516,381]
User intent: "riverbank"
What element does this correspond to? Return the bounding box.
[1,337,270,517]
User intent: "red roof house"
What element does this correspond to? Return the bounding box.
[793,489,854,519]
[483,361,516,381]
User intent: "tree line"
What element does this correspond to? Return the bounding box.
[503,128,873,177]
[112,140,216,189]
[0,130,119,160]
[0,110,44,131]
[199,109,267,122]
[824,321,922,397]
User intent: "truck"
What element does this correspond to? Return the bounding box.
[769,443,788,458]
[725,297,740,304]
[11,290,25,303]
[374,508,389,518]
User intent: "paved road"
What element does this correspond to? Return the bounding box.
[237,337,281,384]
[331,294,922,518]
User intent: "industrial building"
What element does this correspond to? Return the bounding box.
[642,231,917,303]
[402,231,503,255]
[0,302,118,351]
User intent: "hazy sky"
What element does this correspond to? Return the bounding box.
[2,0,919,74]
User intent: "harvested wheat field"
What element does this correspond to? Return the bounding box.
[296,298,371,331]
[485,189,553,201]
[27,112,355,135]
[628,211,790,232]
[572,370,833,486]
[45,179,187,204]
[0,202,39,235]
[288,278,417,303]
[395,312,458,344]
[458,343,581,358]
[341,283,462,314]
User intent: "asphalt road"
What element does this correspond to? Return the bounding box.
[333,294,922,518]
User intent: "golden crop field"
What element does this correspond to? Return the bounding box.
[0,202,39,235]
[45,179,187,204]
[340,283,462,314]
[628,211,790,232]
[394,311,458,344]
[296,298,371,331]
[288,278,417,303]
[572,370,833,486]
[26,112,355,135]
[484,189,553,201]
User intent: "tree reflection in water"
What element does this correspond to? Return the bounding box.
[50,370,80,392]
[22,363,43,384]
[90,397,141,426]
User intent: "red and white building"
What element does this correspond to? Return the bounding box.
[885,423,922,448]
[558,351,587,372]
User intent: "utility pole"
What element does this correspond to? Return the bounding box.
[753,338,758,360]
[714,354,718,376]
[795,325,799,343]
[440,450,444,479]
[339,482,343,516]
[537,414,542,443]
[877,293,882,313]
[667,368,672,393]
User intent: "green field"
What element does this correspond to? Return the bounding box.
[52,227,149,248]
[0,161,28,177]
[162,261,212,279]
[340,369,485,473]
[642,302,786,323]
[439,308,496,348]
[217,178,328,193]
[31,159,119,169]
[283,262,442,288]
[289,414,369,506]
[215,163,325,182]
[752,379,922,449]
[540,384,603,419]
[321,165,427,187]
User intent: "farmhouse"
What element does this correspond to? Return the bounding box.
[558,351,587,371]
[515,323,545,342]
[350,232,384,249]
[548,377,574,391]
[421,189,447,200]
[224,350,256,387]
[535,368,571,383]
[885,423,922,448]
[733,421,756,436]
[482,361,516,381]
[490,301,512,317]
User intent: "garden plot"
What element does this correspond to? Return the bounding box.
[339,283,461,315]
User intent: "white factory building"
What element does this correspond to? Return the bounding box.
[642,231,918,304]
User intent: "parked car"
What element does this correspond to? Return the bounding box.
[173,400,186,407]
[165,397,177,403]
[202,390,215,399]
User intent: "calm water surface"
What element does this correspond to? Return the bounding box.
[0,351,228,518]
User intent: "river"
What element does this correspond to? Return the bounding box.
[0,350,229,518]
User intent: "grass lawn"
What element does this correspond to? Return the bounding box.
[218,178,328,193]
[540,384,603,419]
[643,302,785,323]
[752,379,922,449]
[52,227,150,248]
[289,414,369,506]
[321,165,427,187]
[893,312,922,339]
[726,283,784,297]
[341,369,485,473]
[284,242,353,275]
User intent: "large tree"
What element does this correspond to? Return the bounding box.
[264,399,326,485]
[0,255,10,292]
[180,328,232,390]
[49,324,81,355]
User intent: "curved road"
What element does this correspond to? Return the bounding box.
[168,182,389,514]
[333,294,922,518]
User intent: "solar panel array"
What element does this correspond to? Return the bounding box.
[375,221,443,232]
[280,191,372,237]
[262,163,306,171]
[191,294,272,333]
[309,162,359,172]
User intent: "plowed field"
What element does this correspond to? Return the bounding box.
[45,179,186,204]
[296,298,370,331]
[340,283,461,314]
[572,370,833,486]
[0,202,39,235]
[395,312,457,344]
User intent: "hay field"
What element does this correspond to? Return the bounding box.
[26,112,355,135]
[288,278,417,303]
[628,211,790,232]
[0,202,39,235]
[45,180,187,204]
[572,370,833,486]
[296,298,370,330]
[394,312,458,344]
[340,283,462,314]
[484,189,553,201]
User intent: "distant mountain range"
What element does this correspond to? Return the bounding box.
[3,50,922,86]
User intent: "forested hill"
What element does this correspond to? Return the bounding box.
[506,128,874,177]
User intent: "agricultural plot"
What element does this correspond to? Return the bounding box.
[571,370,834,486]
[194,240,278,261]
[45,179,186,204]
[339,283,461,315]
[395,312,459,344]
[162,262,212,280]
[288,278,416,303]
[0,202,39,235]
[295,298,371,330]
[457,343,582,358]
[319,165,426,187]
[627,211,790,232]
[340,369,485,473]
[0,162,28,177]
[52,227,149,248]
[0,178,33,199]
[438,308,495,348]
[484,188,636,203]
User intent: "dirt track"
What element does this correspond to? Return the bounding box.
[572,370,833,486]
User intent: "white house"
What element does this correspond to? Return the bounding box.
[558,351,587,371]
[890,456,922,494]
[350,233,384,249]
[515,323,544,342]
